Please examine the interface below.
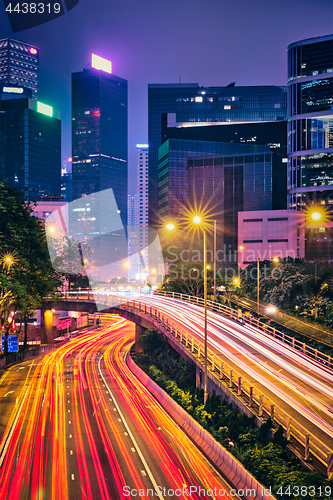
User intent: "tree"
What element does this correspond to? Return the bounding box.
[0,183,61,354]
[160,261,213,297]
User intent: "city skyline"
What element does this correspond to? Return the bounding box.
[0,0,332,194]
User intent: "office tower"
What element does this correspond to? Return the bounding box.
[0,98,61,199]
[0,38,38,98]
[158,138,275,218]
[61,173,72,202]
[127,194,137,280]
[137,144,149,227]
[187,146,274,264]
[60,158,72,201]
[287,34,333,257]
[148,83,288,226]
[163,120,288,211]
[127,194,138,227]
[72,54,128,229]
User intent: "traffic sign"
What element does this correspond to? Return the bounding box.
[1,336,19,352]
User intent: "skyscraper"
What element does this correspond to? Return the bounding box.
[287,34,333,257]
[71,54,128,229]
[188,150,274,264]
[148,83,288,226]
[137,144,149,228]
[0,38,38,98]
[0,98,61,199]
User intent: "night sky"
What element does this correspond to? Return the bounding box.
[1,0,332,194]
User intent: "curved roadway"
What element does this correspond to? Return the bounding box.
[130,294,333,457]
[0,318,235,500]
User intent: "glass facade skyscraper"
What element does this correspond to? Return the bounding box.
[287,34,333,257]
[148,83,288,226]
[72,67,128,229]
[188,151,273,264]
[158,138,272,217]
[0,98,61,199]
[0,38,39,98]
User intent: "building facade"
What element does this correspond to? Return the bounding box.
[148,83,288,225]
[158,138,275,218]
[163,120,288,211]
[137,144,149,228]
[287,34,333,257]
[71,57,128,229]
[0,98,61,199]
[0,38,38,98]
[188,150,273,264]
[238,210,305,268]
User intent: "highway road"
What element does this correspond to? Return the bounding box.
[128,294,333,459]
[0,318,235,500]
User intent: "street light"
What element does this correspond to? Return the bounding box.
[232,277,240,286]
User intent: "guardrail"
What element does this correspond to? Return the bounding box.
[0,341,66,369]
[154,290,333,370]
[53,291,333,477]
[127,354,277,500]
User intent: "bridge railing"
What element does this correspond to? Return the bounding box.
[153,290,333,370]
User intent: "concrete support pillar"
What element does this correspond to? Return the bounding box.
[249,387,253,407]
[135,324,145,353]
[196,364,201,389]
[259,395,263,417]
[327,453,333,481]
[286,418,291,441]
[304,434,310,461]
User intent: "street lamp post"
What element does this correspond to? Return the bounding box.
[203,227,208,404]
[257,257,260,315]
[192,215,208,405]
[166,217,208,404]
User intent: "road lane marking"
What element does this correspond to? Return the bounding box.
[98,356,165,500]
[0,387,29,467]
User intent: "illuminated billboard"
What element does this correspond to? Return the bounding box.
[91,54,112,74]
[3,87,24,94]
[37,102,53,117]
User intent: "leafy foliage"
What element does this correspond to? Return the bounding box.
[240,259,333,328]
[0,183,61,352]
